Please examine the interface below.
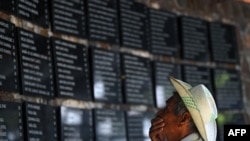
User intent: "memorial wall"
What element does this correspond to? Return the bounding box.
[0,0,248,141]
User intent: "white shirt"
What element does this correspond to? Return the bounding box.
[181,133,203,141]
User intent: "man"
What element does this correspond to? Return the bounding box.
[149,76,218,141]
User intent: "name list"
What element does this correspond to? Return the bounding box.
[122,54,154,105]
[17,0,49,27]
[153,61,182,108]
[94,109,126,141]
[183,65,212,91]
[209,22,239,63]
[18,28,54,97]
[149,8,179,56]
[180,16,210,61]
[51,0,86,37]
[119,0,148,50]
[60,107,93,141]
[24,102,57,140]
[0,19,19,93]
[87,0,120,44]
[213,68,243,110]
[0,101,23,141]
[52,38,91,100]
[126,111,154,140]
[92,48,122,103]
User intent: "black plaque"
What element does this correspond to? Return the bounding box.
[52,38,91,100]
[209,22,239,63]
[87,0,120,44]
[0,0,16,14]
[0,19,19,93]
[153,61,182,108]
[18,28,54,98]
[179,16,210,61]
[94,109,127,141]
[119,0,148,50]
[182,65,213,92]
[121,53,154,105]
[0,101,23,141]
[148,8,179,57]
[17,0,49,28]
[23,102,57,141]
[91,47,122,103]
[126,111,155,141]
[59,106,93,141]
[51,0,87,37]
[212,68,243,110]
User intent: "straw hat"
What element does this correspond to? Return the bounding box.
[169,76,218,141]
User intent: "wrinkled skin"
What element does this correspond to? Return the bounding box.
[149,94,192,141]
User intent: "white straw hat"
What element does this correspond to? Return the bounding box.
[169,76,218,141]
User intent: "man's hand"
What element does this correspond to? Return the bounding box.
[149,117,165,141]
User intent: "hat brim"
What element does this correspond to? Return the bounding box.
[169,76,208,140]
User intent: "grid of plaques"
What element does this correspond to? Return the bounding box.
[126,111,155,141]
[91,47,122,103]
[0,19,19,93]
[51,37,91,100]
[119,0,148,50]
[94,109,127,141]
[50,0,87,37]
[87,0,120,44]
[17,28,54,98]
[59,106,93,141]
[213,68,243,110]
[0,101,23,141]
[179,16,210,61]
[209,22,239,63]
[182,65,213,92]
[148,8,179,57]
[0,0,16,14]
[23,102,57,140]
[153,61,182,108]
[17,0,49,28]
[121,53,154,105]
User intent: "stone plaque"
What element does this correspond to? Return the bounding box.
[87,0,120,44]
[0,19,19,93]
[0,101,23,141]
[213,68,243,110]
[148,8,179,57]
[182,65,213,92]
[153,61,182,108]
[50,0,87,37]
[18,28,54,98]
[179,16,210,61]
[126,111,155,141]
[209,22,239,63]
[23,102,57,140]
[17,0,49,27]
[91,47,122,103]
[119,0,148,50]
[94,109,126,141]
[59,106,93,141]
[52,37,91,100]
[121,53,154,105]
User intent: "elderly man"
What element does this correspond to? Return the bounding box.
[149,76,218,141]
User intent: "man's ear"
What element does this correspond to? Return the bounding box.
[178,112,191,126]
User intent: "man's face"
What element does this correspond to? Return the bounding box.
[150,94,182,140]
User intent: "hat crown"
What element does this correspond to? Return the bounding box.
[189,84,218,123]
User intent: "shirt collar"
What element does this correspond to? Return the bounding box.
[181,133,202,141]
